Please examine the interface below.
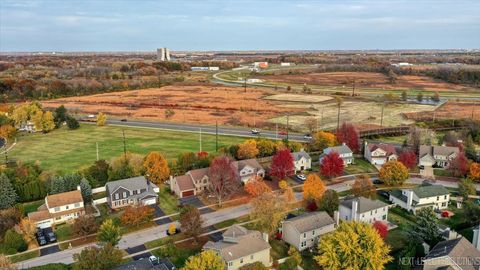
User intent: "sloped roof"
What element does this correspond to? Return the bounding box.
[233,159,263,172]
[419,145,460,159]
[340,197,389,214]
[106,176,158,194]
[284,211,335,233]
[175,174,195,191]
[368,143,397,156]
[46,190,83,208]
[28,209,52,222]
[413,185,449,198]
[188,167,209,181]
[203,225,270,261]
[425,237,480,270]
[324,144,353,155]
[292,150,311,161]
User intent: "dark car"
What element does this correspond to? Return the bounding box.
[46,232,56,242]
[377,190,390,198]
[36,229,44,238]
[37,236,47,246]
[373,179,383,185]
[120,119,127,122]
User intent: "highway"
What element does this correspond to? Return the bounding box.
[98,119,310,142]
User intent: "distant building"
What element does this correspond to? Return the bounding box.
[389,184,450,214]
[253,62,268,69]
[280,62,292,66]
[321,143,354,166]
[203,225,271,270]
[28,187,85,229]
[419,145,460,168]
[191,66,220,71]
[364,142,398,165]
[246,78,263,83]
[281,211,336,251]
[423,237,480,270]
[157,47,171,61]
[339,196,389,224]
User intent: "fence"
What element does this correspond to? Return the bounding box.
[92,186,106,194]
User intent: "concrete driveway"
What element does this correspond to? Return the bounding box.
[125,244,151,261]
[179,196,214,214]
[39,245,60,256]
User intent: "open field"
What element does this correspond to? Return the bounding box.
[42,85,300,127]
[9,124,246,173]
[264,93,332,103]
[404,100,480,121]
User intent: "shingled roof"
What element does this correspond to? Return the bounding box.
[283,211,335,234]
[424,237,480,270]
[368,143,397,156]
[340,197,389,214]
[412,185,449,198]
[46,190,83,208]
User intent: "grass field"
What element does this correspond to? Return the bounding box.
[9,124,245,173]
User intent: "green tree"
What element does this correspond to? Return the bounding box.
[239,262,268,270]
[459,178,476,200]
[54,105,68,126]
[0,174,17,210]
[417,92,423,102]
[86,159,109,187]
[412,207,441,246]
[66,116,80,129]
[317,189,339,216]
[79,178,92,202]
[73,243,122,270]
[97,219,121,246]
[284,246,302,269]
[2,229,27,254]
[182,250,224,270]
[401,90,408,101]
[315,221,392,270]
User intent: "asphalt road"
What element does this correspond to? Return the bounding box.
[100,119,310,142]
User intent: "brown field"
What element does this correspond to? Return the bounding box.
[257,72,475,92]
[404,100,480,121]
[42,85,300,126]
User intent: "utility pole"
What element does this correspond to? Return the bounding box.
[286,114,290,141]
[275,123,278,140]
[380,103,385,126]
[199,128,202,152]
[215,121,218,152]
[244,72,248,93]
[96,142,99,161]
[122,130,127,159]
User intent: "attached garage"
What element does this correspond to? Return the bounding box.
[36,219,53,229]
[182,190,195,198]
[142,197,157,205]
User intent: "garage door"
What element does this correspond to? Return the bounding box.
[37,220,52,229]
[142,198,157,205]
[182,190,195,198]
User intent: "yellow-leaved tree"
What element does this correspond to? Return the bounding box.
[315,221,393,270]
[97,112,107,126]
[237,139,259,159]
[41,111,55,133]
[379,160,409,186]
[31,110,44,131]
[303,174,326,202]
[143,151,170,184]
[250,193,287,235]
[312,131,336,151]
[182,250,224,270]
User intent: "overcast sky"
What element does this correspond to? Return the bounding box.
[1,0,479,52]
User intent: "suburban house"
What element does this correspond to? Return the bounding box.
[281,211,336,251]
[339,196,389,224]
[419,145,460,168]
[292,149,312,172]
[389,184,450,214]
[170,159,265,198]
[364,142,398,165]
[321,143,354,166]
[105,176,159,209]
[423,237,480,270]
[203,225,271,270]
[28,187,85,229]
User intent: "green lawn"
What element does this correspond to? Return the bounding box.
[344,158,378,175]
[9,250,40,263]
[157,185,180,215]
[9,124,245,173]
[269,239,289,260]
[22,200,44,215]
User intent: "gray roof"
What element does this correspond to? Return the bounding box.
[324,144,353,155]
[112,258,176,270]
[419,145,459,159]
[292,150,311,161]
[284,211,335,233]
[106,176,159,194]
[412,185,449,198]
[425,237,480,270]
[340,197,389,214]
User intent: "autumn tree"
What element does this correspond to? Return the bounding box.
[41,111,55,133]
[97,219,122,246]
[379,161,409,186]
[284,246,302,269]
[351,174,376,199]
[312,131,336,151]
[179,205,203,243]
[412,207,441,246]
[0,255,16,270]
[458,178,476,200]
[244,177,272,197]
[73,215,98,239]
[0,174,17,210]
[31,110,43,131]
[182,250,224,270]
[96,112,107,126]
[317,189,339,216]
[336,122,360,153]
[73,243,123,270]
[398,150,417,170]
[207,155,240,206]
[373,221,388,239]
[278,180,288,190]
[143,151,170,184]
[19,218,36,244]
[469,162,480,182]
[303,174,326,202]
[256,139,276,157]
[315,221,392,270]
[250,193,287,234]
[121,205,154,227]
[0,124,16,139]
[320,152,344,179]
[448,152,469,177]
[270,148,294,179]
[237,139,259,159]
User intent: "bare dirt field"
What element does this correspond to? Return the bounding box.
[257,72,475,92]
[404,101,480,121]
[42,85,301,127]
[263,93,332,103]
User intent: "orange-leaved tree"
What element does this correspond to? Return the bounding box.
[469,162,480,182]
[379,160,409,186]
[244,177,272,197]
[303,174,326,202]
[120,205,154,227]
[237,139,259,160]
[351,174,376,199]
[143,151,170,184]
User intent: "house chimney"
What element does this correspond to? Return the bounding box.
[76,185,81,191]
[333,211,340,227]
[342,142,346,146]
[262,232,269,243]
[351,199,358,221]
[473,225,480,251]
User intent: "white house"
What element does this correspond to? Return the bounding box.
[364,142,398,165]
[389,184,450,214]
[339,197,389,224]
[203,225,271,270]
[28,187,85,229]
[322,143,354,166]
[292,150,312,172]
[281,211,336,251]
[419,145,460,168]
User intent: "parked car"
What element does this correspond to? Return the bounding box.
[37,236,47,246]
[296,174,306,181]
[251,129,260,135]
[36,229,44,238]
[377,190,390,198]
[149,255,159,265]
[373,179,383,185]
[46,231,56,242]
[279,131,288,136]
[120,119,127,122]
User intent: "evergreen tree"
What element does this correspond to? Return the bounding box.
[0,174,17,210]
[79,178,92,202]
[54,105,68,126]
[66,116,80,129]
[412,207,441,246]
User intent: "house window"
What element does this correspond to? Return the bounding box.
[240,258,244,264]
[301,241,306,247]
[74,203,80,208]
[375,210,377,214]
[123,192,127,198]
[312,230,315,236]
[65,205,69,210]
[54,207,60,212]
[55,216,61,221]
[133,190,137,195]
[442,202,447,207]
[444,195,447,199]
[303,233,306,238]
[383,215,386,220]
[362,214,365,218]
[437,196,439,201]
[250,255,253,260]
[228,262,233,267]
[115,194,119,200]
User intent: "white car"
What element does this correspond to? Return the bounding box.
[251,129,260,135]
[296,174,306,181]
[149,255,159,265]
